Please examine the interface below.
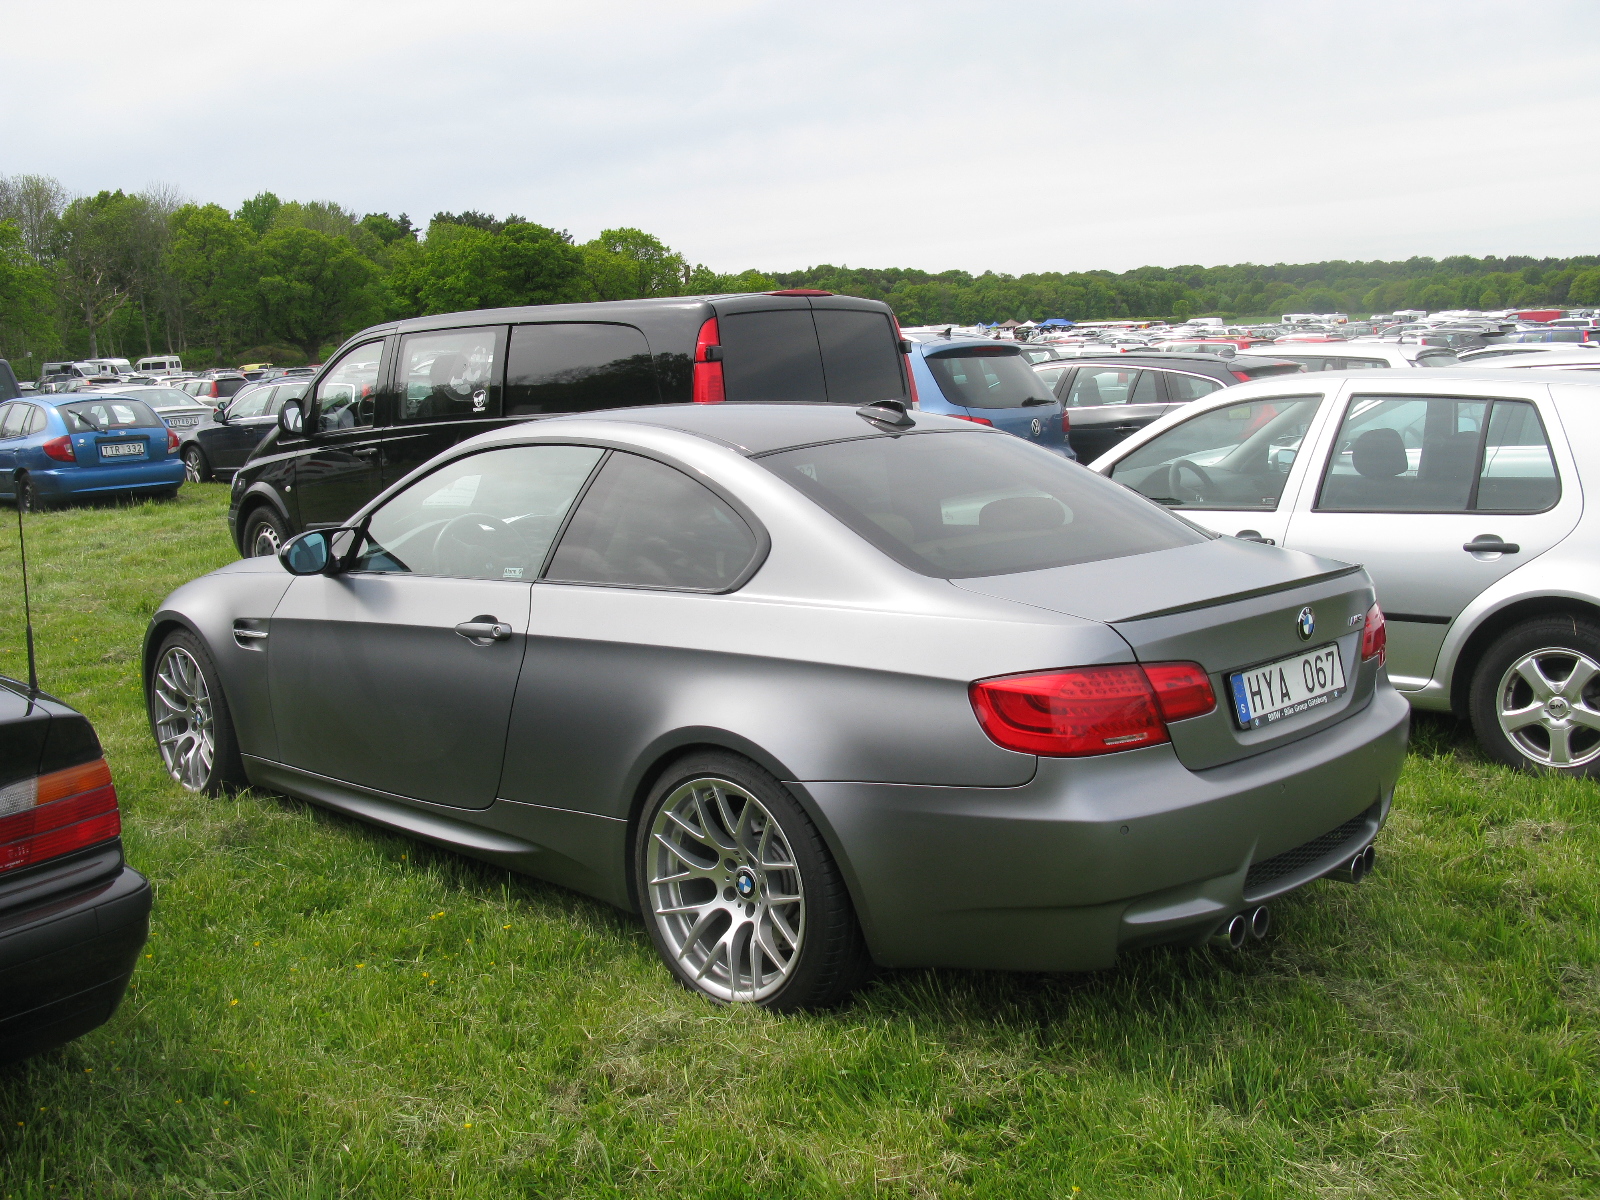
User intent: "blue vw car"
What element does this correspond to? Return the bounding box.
[0,394,184,510]
[904,335,1075,459]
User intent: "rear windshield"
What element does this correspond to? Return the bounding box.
[216,378,248,398]
[760,430,1204,578]
[60,399,162,431]
[109,388,194,409]
[924,349,1057,410]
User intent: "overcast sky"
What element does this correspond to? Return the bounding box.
[4,0,1597,275]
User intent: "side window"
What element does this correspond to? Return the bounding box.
[314,341,384,433]
[228,387,274,421]
[1316,395,1490,513]
[1108,396,1322,510]
[545,452,760,591]
[271,382,308,415]
[397,326,502,423]
[1066,368,1137,407]
[1165,373,1223,403]
[813,309,906,405]
[354,444,605,580]
[504,323,655,415]
[1475,400,1559,512]
[1128,371,1161,404]
[25,405,47,434]
[718,310,826,402]
[1035,365,1072,396]
[0,404,19,437]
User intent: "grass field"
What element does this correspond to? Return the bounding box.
[1,484,1598,1199]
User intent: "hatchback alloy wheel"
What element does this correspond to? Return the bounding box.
[151,646,217,790]
[1494,647,1600,768]
[645,775,806,1003]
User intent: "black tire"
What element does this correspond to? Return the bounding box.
[634,751,873,1011]
[1469,614,1600,775]
[242,506,289,558]
[15,474,49,512]
[147,628,248,795]
[182,444,211,483]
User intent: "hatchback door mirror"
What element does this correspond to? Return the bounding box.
[278,400,304,435]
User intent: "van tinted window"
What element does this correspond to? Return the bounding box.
[719,310,825,402]
[505,323,656,415]
[814,309,906,405]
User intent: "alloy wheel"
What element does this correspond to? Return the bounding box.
[183,448,204,482]
[646,776,805,1002]
[1495,646,1600,768]
[152,646,217,790]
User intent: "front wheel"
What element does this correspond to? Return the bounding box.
[242,507,288,558]
[1470,615,1600,774]
[148,630,247,794]
[635,753,872,1011]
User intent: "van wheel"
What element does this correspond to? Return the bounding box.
[635,752,873,1011]
[1470,615,1600,774]
[242,508,288,557]
[182,445,211,483]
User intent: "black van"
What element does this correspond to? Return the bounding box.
[228,291,913,556]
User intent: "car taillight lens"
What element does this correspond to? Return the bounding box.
[167,428,180,452]
[891,314,921,408]
[1061,410,1071,433]
[692,317,724,404]
[42,435,75,461]
[970,662,1214,757]
[1361,602,1387,664]
[1230,370,1252,382]
[0,758,120,875]
[950,414,993,426]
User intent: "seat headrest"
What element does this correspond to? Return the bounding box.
[1351,427,1408,478]
[978,496,1066,533]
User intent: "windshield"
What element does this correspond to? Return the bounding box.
[60,399,163,431]
[924,349,1057,410]
[760,430,1203,578]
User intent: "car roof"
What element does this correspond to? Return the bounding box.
[535,401,988,456]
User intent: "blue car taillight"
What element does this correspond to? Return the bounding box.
[42,436,75,462]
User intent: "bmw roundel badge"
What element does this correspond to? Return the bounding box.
[1296,606,1316,641]
[735,869,756,899]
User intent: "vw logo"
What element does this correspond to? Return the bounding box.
[734,869,756,899]
[1296,606,1316,641]
[1030,418,1043,437]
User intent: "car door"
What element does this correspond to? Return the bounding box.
[294,338,391,528]
[0,403,23,494]
[206,386,275,470]
[381,325,509,489]
[267,441,607,808]
[1283,385,1580,692]
[1061,367,1170,462]
[1103,389,1332,546]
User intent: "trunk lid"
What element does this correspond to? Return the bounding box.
[952,538,1380,769]
[88,430,160,465]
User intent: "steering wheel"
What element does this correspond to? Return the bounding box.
[433,512,512,579]
[1166,459,1215,503]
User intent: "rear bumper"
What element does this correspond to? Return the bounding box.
[32,461,184,496]
[800,684,1410,972]
[0,856,152,1064]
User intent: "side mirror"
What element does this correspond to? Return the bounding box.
[279,527,358,575]
[278,400,304,435]
[1272,447,1297,471]
[213,405,230,425]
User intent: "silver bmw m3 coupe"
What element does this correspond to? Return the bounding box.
[143,401,1408,1008]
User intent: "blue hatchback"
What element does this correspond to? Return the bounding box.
[0,394,184,510]
[905,336,1075,458]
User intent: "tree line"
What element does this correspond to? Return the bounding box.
[1,172,1596,380]
[0,176,776,378]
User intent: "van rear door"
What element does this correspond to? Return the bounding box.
[715,296,909,405]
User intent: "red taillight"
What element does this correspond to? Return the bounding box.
[891,313,920,408]
[1230,370,1252,382]
[692,317,724,404]
[970,662,1214,757]
[1361,603,1387,664]
[42,435,75,462]
[167,428,180,453]
[0,758,120,875]
[950,414,993,426]
[1061,410,1071,433]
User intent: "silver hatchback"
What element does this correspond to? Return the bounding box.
[144,402,1407,1008]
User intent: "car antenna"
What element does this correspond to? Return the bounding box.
[14,501,38,700]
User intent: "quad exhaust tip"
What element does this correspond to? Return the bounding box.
[1209,905,1271,951]
[1327,844,1377,884]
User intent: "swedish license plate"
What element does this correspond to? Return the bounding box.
[1229,644,1346,729]
[101,441,144,458]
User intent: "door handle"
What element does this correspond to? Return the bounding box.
[1234,529,1276,545]
[1463,537,1519,554]
[353,446,379,458]
[455,618,513,643]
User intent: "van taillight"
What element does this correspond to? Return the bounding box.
[42,436,76,462]
[890,314,921,407]
[0,758,121,875]
[970,663,1214,757]
[1361,603,1387,665]
[692,317,725,404]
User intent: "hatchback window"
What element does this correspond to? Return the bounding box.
[926,349,1056,410]
[60,399,161,431]
[315,341,383,432]
[398,326,502,422]
[216,378,248,398]
[1414,351,1459,368]
[1109,396,1321,510]
[505,323,655,414]
[546,452,760,591]
[764,430,1202,579]
[814,310,906,405]
[354,444,605,580]
[719,310,826,402]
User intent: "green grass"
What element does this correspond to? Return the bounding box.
[1,486,1598,1198]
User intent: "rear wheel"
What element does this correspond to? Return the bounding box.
[149,629,247,794]
[634,752,872,1011]
[15,474,48,512]
[1470,615,1600,775]
[182,445,211,483]
[242,507,288,558]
